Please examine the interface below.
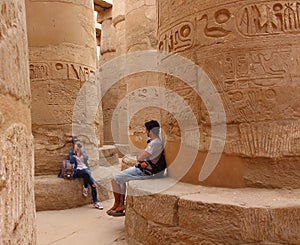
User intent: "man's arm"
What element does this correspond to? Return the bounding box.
[137,151,150,162]
[137,151,150,168]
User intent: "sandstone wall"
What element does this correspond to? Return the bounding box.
[157,0,300,188]
[0,0,36,244]
[26,0,100,175]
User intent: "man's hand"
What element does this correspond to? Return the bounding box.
[140,161,149,168]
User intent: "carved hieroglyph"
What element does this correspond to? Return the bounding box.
[158,0,300,188]
[26,0,100,175]
[0,0,36,243]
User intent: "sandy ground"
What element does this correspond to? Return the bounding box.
[37,199,127,245]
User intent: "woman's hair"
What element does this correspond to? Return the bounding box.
[145,120,160,135]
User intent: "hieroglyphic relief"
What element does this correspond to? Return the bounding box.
[29,63,49,80]
[197,9,231,38]
[237,2,300,36]
[30,61,95,82]
[226,88,277,122]
[158,7,233,52]
[203,47,291,123]
[158,21,195,52]
[219,49,289,92]
[127,87,161,122]
[159,2,300,54]
[226,121,300,158]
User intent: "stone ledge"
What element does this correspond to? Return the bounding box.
[35,165,120,211]
[115,143,130,158]
[99,145,119,166]
[125,178,300,245]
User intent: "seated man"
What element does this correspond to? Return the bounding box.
[69,137,103,210]
[107,120,166,216]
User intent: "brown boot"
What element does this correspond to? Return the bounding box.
[115,194,126,212]
[106,192,120,215]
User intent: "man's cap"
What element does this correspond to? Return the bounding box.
[72,137,80,144]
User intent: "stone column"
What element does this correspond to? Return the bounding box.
[125,0,160,155]
[158,0,300,188]
[111,0,129,154]
[0,0,36,244]
[97,7,118,146]
[98,2,129,155]
[26,0,100,174]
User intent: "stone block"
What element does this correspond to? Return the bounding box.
[125,206,149,243]
[35,165,116,211]
[268,207,300,244]
[35,175,90,211]
[178,189,300,244]
[125,179,300,244]
[178,200,269,242]
[129,194,179,226]
[99,145,119,166]
[147,222,222,245]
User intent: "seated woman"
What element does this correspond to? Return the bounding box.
[69,137,103,210]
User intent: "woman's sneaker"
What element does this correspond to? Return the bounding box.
[94,202,103,210]
[82,186,88,197]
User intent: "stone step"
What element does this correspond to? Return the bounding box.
[126,178,300,245]
[99,144,120,166]
[35,165,120,211]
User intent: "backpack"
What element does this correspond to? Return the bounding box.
[148,151,167,177]
[58,160,74,180]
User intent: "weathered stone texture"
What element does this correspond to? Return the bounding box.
[125,206,149,243]
[157,0,300,188]
[99,0,128,148]
[99,0,160,156]
[101,81,127,145]
[126,179,300,245]
[0,0,36,244]
[127,193,179,226]
[126,73,162,155]
[35,176,96,210]
[99,145,119,166]
[26,0,101,175]
[35,164,116,211]
[244,157,300,188]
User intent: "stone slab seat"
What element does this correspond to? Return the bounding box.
[125,178,300,245]
[35,165,120,211]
